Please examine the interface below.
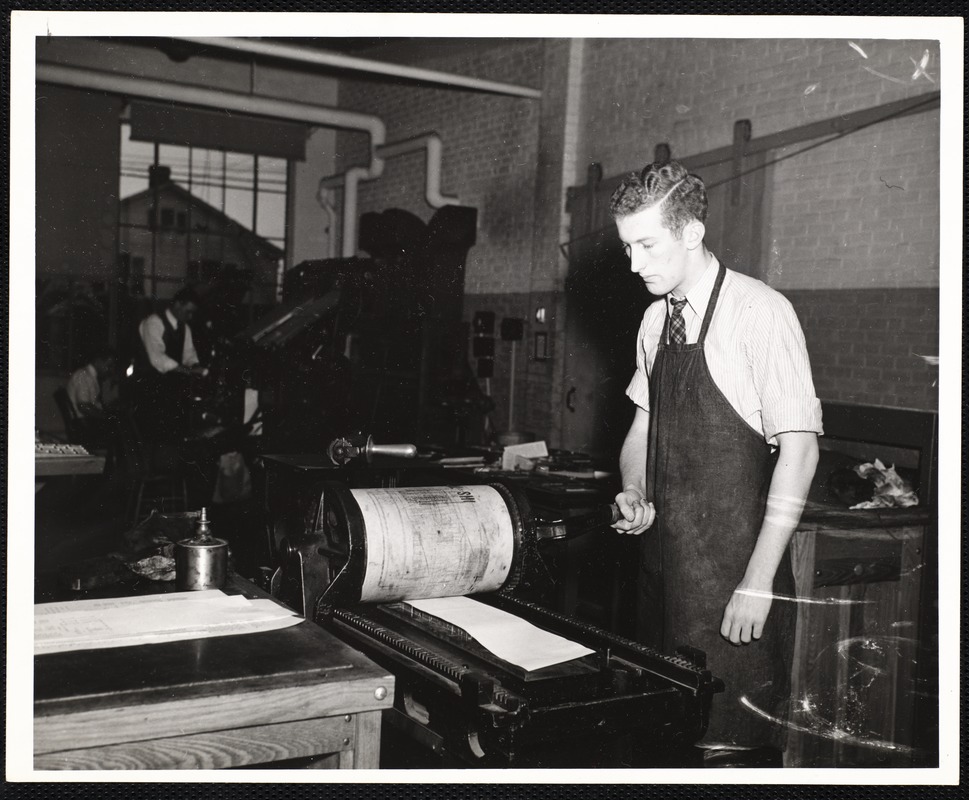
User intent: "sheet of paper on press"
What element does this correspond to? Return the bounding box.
[405,595,595,672]
[34,590,302,655]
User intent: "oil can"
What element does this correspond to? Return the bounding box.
[175,508,228,590]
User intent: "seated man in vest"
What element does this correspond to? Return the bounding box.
[130,286,208,441]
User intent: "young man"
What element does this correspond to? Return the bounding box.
[610,160,822,765]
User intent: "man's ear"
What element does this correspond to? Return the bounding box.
[684,219,705,250]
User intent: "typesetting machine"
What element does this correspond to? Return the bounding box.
[271,480,722,767]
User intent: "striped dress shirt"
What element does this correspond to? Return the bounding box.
[625,256,824,446]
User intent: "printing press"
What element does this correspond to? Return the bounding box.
[270,480,723,768]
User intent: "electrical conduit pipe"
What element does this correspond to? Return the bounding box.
[36,63,387,153]
[317,133,459,257]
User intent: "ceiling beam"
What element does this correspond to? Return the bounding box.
[177,37,543,99]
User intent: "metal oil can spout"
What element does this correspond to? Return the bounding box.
[195,507,212,542]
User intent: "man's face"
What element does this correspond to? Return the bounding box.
[173,300,197,324]
[616,203,692,297]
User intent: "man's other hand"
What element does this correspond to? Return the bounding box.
[720,583,774,645]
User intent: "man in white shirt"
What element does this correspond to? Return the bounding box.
[64,349,119,451]
[609,160,822,766]
[130,286,207,440]
[136,287,203,376]
[66,350,116,419]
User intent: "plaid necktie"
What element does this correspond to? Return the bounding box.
[669,296,688,345]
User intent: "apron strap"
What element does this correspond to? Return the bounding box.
[697,261,726,346]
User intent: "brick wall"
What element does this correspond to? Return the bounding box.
[577,38,941,417]
[334,40,546,296]
[332,37,942,445]
[786,287,939,411]
[580,38,940,192]
[766,113,940,291]
[577,38,940,416]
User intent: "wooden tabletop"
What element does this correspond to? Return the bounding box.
[799,500,931,530]
[35,453,106,477]
[34,575,395,761]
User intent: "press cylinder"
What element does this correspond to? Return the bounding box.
[175,507,229,591]
[309,483,527,607]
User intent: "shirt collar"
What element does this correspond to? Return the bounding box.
[165,308,180,328]
[668,255,719,320]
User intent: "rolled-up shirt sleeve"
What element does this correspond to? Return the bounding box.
[747,295,823,444]
[139,315,180,373]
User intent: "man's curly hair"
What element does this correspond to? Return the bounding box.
[609,160,708,238]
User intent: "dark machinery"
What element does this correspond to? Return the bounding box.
[188,204,488,453]
[271,481,722,768]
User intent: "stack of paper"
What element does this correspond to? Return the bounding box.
[35,590,302,655]
[500,441,548,471]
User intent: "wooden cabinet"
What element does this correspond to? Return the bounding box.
[787,507,930,767]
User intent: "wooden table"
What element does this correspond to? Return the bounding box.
[35,451,106,478]
[33,575,395,770]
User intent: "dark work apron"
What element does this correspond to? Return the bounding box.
[637,263,796,749]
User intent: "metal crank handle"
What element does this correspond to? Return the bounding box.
[365,442,418,460]
[328,435,418,465]
[610,499,656,531]
[535,503,624,540]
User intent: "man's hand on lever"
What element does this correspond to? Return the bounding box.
[611,486,656,535]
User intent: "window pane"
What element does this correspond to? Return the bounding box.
[225,152,255,192]
[120,123,151,198]
[189,148,225,211]
[258,156,288,193]
[192,180,224,216]
[256,190,286,240]
[119,122,288,308]
[224,187,254,230]
[158,144,190,185]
